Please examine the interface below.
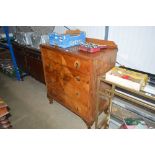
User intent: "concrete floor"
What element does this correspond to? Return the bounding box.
[0,72,88,129]
[0,72,117,129]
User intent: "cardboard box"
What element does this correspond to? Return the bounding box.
[105,67,148,91]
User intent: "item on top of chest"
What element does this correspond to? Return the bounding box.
[49,30,86,48]
[65,29,81,36]
[79,42,108,53]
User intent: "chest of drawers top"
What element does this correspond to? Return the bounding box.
[41,38,117,60]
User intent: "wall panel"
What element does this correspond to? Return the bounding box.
[108,26,155,74]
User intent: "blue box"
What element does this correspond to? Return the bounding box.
[49,32,86,48]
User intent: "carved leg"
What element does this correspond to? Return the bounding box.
[87,125,91,129]
[86,121,93,129]
[48,98,53,104]
[82,119,93,129]
[47,94,53,104]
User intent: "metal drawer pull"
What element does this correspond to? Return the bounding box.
[74,60,80,69]
[75,76,80,81]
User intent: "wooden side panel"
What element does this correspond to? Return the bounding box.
[91,49,117,117]
[86,38,118,48]
[41,48,52,85]
[94,49,117,76]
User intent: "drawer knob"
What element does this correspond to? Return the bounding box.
[76,92,80,97]
[74,60,80,69]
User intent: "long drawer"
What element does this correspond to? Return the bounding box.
[43,48,91,75]
[47,83,89,111]
[47,85,91,120]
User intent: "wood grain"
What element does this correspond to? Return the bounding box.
[41,38,117,127]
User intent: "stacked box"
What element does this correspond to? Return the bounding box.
[49,32,86,48]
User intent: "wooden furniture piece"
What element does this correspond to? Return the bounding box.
[12,42,45,83]
[0,97,12,129]
[40,38,117,128]
[97,76,155,128]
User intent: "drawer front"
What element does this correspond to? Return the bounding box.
[44,48,91,75]
[45,61,90,100]
[48,85,91,122]
[45,61,91,118]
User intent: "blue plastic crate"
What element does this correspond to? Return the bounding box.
[49,32,86,48]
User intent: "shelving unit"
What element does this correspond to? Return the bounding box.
[0,26,21,81]
[0,97,12,128]
[97,76,155,128]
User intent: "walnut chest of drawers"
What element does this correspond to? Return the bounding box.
[40,38,117,128]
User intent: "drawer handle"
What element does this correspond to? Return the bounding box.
[76,92,80,97]
[75,76,80,81]
[74,60,80,69]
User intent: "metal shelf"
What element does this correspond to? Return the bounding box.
[0,26,21,81]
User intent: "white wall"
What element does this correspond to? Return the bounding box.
[108,26,155,74]
[54,26,105,39]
